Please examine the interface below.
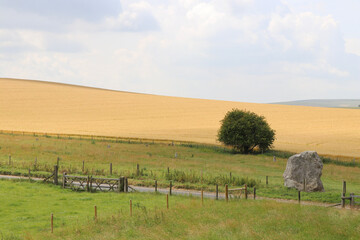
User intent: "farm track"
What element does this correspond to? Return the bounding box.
[0,174,354,210]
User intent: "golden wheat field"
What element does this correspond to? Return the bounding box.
[1,78,360,158]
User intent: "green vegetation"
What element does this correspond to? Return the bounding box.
[0,179,359,240]
[0,132,360,203]
[218,109,275,153]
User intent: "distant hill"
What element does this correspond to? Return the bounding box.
[273,99,360,108]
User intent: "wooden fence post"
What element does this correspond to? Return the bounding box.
[34,157,37,170]
[341,180,347,208]
[216,184,219,200]
[136,164,140,176]
[169,181,172,195]
[28,168,31,181]
[82,160,85,172]
[120,177,125,192]
[94,205,97,220]
[225,184,228,202]
[57,157,60,168]
[350,193,354,208]
[54,165,58,185]
[110,163,112,175]
[253,187,256,200]
[245,184,248,199]
[298,191,301,203]
[167,167,170,174]
[51,213,54,233]
[266,176,268,186]
[118,177,121,193]
[155,180,158,192]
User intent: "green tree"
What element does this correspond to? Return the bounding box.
[217,109,275,153]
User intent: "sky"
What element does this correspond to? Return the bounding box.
[0,0,360,103]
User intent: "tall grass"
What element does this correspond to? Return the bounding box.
[164,169,258,187]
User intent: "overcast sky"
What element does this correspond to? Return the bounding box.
[1,0,360,103]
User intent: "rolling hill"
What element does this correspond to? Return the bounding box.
[1,78,360,158]
[273,99,360,108]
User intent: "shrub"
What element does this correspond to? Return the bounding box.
[218,109,275,153]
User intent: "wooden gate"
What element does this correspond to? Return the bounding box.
[341,193,360,208]
[225,184,249,201]
[62,173,128,192]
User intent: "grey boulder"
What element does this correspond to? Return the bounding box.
[283,151,324,192]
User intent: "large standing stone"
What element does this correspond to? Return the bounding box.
[283,151,324,192]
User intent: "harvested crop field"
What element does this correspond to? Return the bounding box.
[1,78,360,158]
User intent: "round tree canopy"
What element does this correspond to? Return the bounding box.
[217,109,275,153]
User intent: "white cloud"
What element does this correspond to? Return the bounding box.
[104,1,159,31]
[268,12,338,52]
[345,38,360,56]
[0,30,44,53]
[0,0,359,102]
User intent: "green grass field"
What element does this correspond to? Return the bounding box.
[0,133,360,203]
[0,179,359,240]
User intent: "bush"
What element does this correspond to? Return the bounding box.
[217,109,275,153]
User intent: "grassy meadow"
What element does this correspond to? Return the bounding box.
[1,132,359,203]
[2,78,360,158]
[0,179,359,240]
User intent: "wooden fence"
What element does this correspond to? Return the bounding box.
[341,181,359,208]
[0,129,188,147]
[9,156,359,209]
[43,165,59,184]
[62,173,128,192]
[339,180,359,208]
[225,184,254,201]
[341,194,360,208]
